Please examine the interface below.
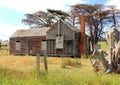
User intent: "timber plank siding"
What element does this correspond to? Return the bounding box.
[10,37,45,55]
[46,20,80,57]
[10,27,48,55]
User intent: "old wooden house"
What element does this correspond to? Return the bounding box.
[46,20,80,57]
[10,20,90,57]
[10,27,49,55]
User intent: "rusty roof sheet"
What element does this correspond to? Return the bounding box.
[10,27,49,38]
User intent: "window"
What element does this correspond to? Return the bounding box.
[16,41,21,51]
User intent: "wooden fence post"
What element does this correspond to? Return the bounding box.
[36,53,40,70]
[43,51,48,71]
[0,42,1,48]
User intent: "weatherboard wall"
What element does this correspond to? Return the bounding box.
[10,36,45,55]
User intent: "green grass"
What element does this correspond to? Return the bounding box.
[0,41,120,85]
[0,66,120,85]
[98,41,109,51]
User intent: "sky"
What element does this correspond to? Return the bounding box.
[0,0,120,40]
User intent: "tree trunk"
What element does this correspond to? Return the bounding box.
[90,27,94,53]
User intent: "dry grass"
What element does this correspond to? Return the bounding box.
[0,49,95,72]
[0,50,62,72]
[0,55,35,71]
[0,50,120,85]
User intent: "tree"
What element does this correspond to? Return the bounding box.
[47,9,69,20]
[70,4,112,52]
[107,5,120,26]
[71,4,120,52]
[22,11,54,28]
[47,9,79,26]
[22,9,79,28]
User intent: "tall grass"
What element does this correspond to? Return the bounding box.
[0,49,120,85]
[61,58,81,68]
[0,67,120,85]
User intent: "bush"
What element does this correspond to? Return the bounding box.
[61,58,81,68]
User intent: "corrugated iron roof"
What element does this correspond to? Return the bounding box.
[46,20,79,33]
[62,20,79,32]
[10,27,49,38]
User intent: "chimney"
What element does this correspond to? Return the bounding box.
[80,16,86,57]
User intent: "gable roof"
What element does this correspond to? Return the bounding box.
[62,20,79,32]
[46,20,79,33]
[10,27,49,38]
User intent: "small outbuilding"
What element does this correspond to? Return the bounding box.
[10,27,49,55]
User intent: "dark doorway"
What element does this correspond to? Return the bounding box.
[28,39,34,55]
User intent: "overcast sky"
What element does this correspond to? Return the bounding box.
[0,0,120,40]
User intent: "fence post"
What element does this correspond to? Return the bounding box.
[0,42,1,48]
[36,53,40,70]
[43,51,48,71]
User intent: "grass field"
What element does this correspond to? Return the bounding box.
[0,42,120,85]
[0,50,120,85]
[98,41,109,51]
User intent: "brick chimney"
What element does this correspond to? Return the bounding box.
[80,16,86,57]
